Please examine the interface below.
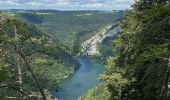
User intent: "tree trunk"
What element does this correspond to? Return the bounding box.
[14,44,47,100]
[159,57,170,100]
[166,58,170,99]
[0,28,47,100]
[14,26,23,100]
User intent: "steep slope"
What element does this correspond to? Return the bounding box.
[80,2,170,100]
[99,2,170,100]
[79,84,110,100]
[0,10,124,99]
[81,22,122,55]
[78,21,123,100]
[0,14,78,99]
[11,10,123,54]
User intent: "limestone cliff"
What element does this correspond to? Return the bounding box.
[81,22,122,55]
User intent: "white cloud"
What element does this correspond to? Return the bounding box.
[0,0,134,10]
[116,0,134,4]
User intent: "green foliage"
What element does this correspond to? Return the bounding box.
[0,14,77,99]
[13,10,122,55]
[0,10,123,99]
[79,84,111,100]
[101,1,170,100]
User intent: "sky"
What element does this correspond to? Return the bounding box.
[0,0,134,11]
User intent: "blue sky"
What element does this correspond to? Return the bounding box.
[0,0,134,10]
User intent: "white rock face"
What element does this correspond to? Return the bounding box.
[0,15,6,23]
[81,22,122,55]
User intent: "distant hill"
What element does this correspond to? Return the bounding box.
[10,10,123,55]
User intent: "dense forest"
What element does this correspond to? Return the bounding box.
[15,10,122,55]
[0,0,170,100]
[80,0,170,100]
[0,10,121,99]
[0,14,80,100]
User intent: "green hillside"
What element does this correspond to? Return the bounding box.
[82,1,170,100]
[0,14,79,100]
[1,0,170,100]
[13,10,123,54]
[0,10,124,100]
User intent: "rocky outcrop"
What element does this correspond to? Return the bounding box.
[81,22,122,55]
[0,15,7,23]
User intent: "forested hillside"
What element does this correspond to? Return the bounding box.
[13,10,123,55]
[0,14,79,100]
[0,10,123,100]
[80,0,170,100]
[1,0,169,99]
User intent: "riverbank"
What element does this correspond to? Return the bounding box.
[53,56,105,100]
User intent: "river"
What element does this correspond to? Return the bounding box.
[53,56,105,100]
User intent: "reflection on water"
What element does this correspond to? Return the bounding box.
[53,56,105,100]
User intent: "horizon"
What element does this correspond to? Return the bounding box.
[1,8,125,12]
[0,0,134,11]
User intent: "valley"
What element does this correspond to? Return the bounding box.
[0,10,123,100]
[54,56,105,100]
[1,1,169,99]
